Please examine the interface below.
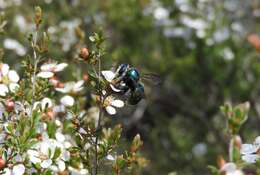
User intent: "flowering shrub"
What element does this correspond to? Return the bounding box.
[0,7,147,175]
[209,102,260,175]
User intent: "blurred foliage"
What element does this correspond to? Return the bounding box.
[0,0,259,174]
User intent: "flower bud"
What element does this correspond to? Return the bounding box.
[0,158,6,169]
[247,34,260,52]
[36,134,43,141]
[217,156,226,169]
[50,76,59,87]
[234,135,242,149]
[57,82,64,88]
[83,73,89,82]
[5,99,15,112]
[79,48,89,60]
[47,109,55,119]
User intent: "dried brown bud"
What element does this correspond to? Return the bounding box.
[36,134,43,141]
[79,48,89,60]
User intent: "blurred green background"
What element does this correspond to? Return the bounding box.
[0,0,259,174]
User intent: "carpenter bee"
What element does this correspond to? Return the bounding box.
[111,64,161,105]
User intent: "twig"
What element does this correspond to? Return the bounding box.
[31,31,38,105]
[229,136,234,162]
[93,54,102,175]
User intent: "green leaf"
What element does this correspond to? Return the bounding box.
[53,147,61,160]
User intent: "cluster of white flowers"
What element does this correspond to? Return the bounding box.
[37,62,85,107]
[0,62,91,175]
[240,136,260,163]
[101,70,125,115]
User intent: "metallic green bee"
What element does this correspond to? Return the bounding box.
[111,64,161,105]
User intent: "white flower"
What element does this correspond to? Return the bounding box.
[104,96,124,115]
[56,80,84,108]
[55,80,84,93]
[2,168,11,175]
[60,95,75,107]
[33,98,53,112]
[101,70,127,92]
[106,154,115,161]
[0,63,20,96]
[13,164,25,175]
[221,162,244,175]
[0,84,9,96]
[37,62,68,79]
[101,70,115,83]
[27,133,70,172]
[59,19,81,51]
[153,7,169,20]
[240,136,260,163]
[3,38,26,56]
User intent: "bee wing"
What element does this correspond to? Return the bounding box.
[141,73,163,86]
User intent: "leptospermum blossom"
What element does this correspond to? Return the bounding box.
[33,97,53,111]
[55,80,84,94]
[103,95,124,115]
[240,136,260,163]
[101,70,127,93]
[0,63,20,96]
[220,162,244,175]
[27,132,70,172]
[60,95,75,107]
[37,62,68,79]
[3,164,26,175]
[56,80,84,107]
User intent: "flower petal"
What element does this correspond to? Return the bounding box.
[0,84,9,96]
[40,63,56,71]
[41,97,53,110]
[106,154,115,161]
[55,132,65,142]
[221,162,237,173]
[241,144,258,155]
[111,99,124,108]
[41,159,53,168]
[110,84,122,92]
[27,150,41,164]
[9,83,19,92]
[12,164,25,175]
[254,136,260,145]
[55,63,68,72]
[8,70,19,83]
[1,64,9,76]
[55,87,69,93]
[101,71,115,82]
[73,80,84,92]
[57,160,66,171]
[242,154,260,163]
[37,71,54,78]
[3,168,11,175]
[105,106,116,115]
[60,95,75,107]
